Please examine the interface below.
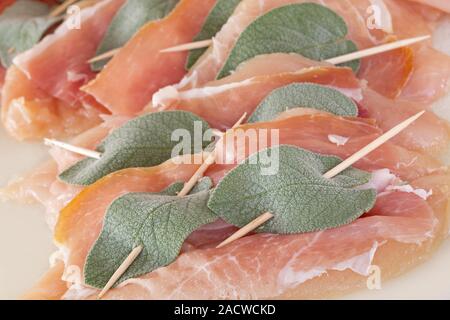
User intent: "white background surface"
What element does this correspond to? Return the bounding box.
[0,15,449,301]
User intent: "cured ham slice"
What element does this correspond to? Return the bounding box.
[210,114,444,183]
[152,57,362,130]
[153,53,449,156]
[178,0,449,104]
[82,0,217,115]
[0,66,5,99]
[383,0,450,103]
[358,45,413,99]
[406,0,450,14]
[13,0,125,105]
[178,0,392,88]
[1,66,103,141]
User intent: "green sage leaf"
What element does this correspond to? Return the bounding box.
[0,0,59,67]
[248,83,358,123]
[84,182,217,289]
[217,3,360,79]
[91,0,179,71]
[186,0,241,69]
[59,111,211,186]
[208,145,376,234]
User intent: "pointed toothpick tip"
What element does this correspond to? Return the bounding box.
[88,48,120,64]
[44,138,102,160]
[325,35,431,65]
[98,245,143,299]
[160,39,213,53]
[323,110,425,179]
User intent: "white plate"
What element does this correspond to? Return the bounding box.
[0,15,449,301]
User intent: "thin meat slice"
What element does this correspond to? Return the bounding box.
[210,114,445,183]
[360,88,450,156]
[179,0,397,88]
[406,0,450,13]
[153,53,449,156]
[151,55,362,130]
[0,66,5,99]
[358,44,414,99]
[63,191,439,299]
[383,0,450,103]
[82,0,217,115]
[1,66,103,141]
[179,0,450,104]
[14,0,125,105]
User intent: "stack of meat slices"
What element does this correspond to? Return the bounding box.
[0,0,449,299]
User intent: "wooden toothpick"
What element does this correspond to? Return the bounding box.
[216,110,426,248]
[160,35,429,62]
[97,245,143,299]
[325,35,430,65]
[97,113,247,298]
[44,124,228,161]
[86,38,212,64]
[87,35,428,65]
[88,48,121,64]
[322,111,425,179]
[160,39,213,53]
[49,0,78,17]
[216,212,274,248]
[44,138,102,160]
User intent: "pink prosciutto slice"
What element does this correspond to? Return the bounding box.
[178,0,450,104]
[358,43,414,99]
[360,88,450,156]
[152,53,449,156]
[406,0,450,13]
[13,0,125,105]
[151,56,362,130]
[209,113,444,183]
[82,0,217,115]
